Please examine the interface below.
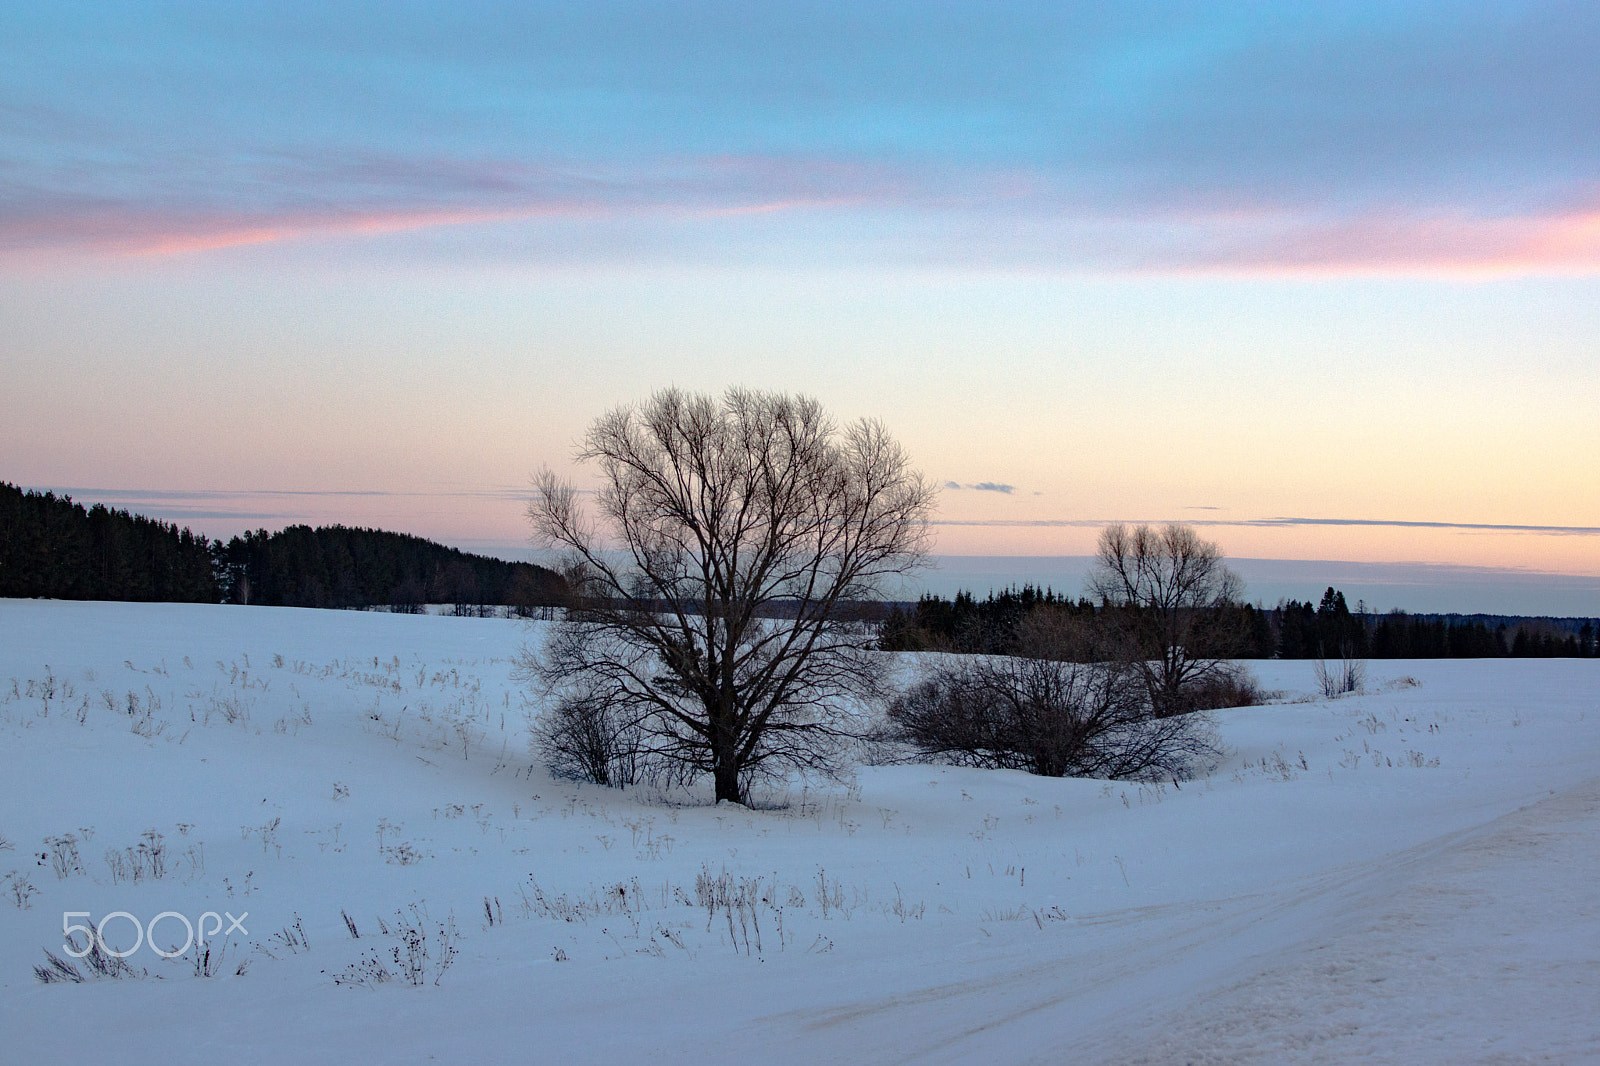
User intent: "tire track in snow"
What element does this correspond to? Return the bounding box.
[733,779,1600,1065]
[1092,776,1600,1066]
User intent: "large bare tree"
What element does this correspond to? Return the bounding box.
[523,387,934,804]
[1088,522,1246,717]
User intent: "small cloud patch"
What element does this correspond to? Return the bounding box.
[943,481,1016,494]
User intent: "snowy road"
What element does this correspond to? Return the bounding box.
[1100,776,1600,1066]
[655,779,1600,1065]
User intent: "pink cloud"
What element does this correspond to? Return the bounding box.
[0,152,921,258]
[120,205,589,257]
[1156,203,1600,277]
[5,152,1599,277]
[918,192,1600,278]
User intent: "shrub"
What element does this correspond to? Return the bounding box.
[529,679,653,788]
[1314,653,1367,698]
[1182,662,1268,711]
[885,657,1221,780]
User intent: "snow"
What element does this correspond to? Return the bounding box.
[0,598,1596,1064]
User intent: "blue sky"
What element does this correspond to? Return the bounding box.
[3,2,1597,606]
[8,2,1599,266]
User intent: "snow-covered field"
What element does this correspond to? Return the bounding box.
[1,599,1596,1065]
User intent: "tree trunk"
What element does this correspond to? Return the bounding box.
[713,758,743,804]
[710,704,745,804]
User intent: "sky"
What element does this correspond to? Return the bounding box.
[3,2,1598,609]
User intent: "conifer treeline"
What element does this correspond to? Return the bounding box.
[880,586,1096,656]
[0,483,218,601]
[880,585,1599,659]
[214,524,563,610]
[0,483,564,611]
[1274,587,1595,658]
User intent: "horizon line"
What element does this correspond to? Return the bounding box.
[19,486,1599,539]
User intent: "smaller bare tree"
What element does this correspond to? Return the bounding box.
[1088,523,1249,717]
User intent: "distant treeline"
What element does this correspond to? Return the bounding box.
[1273,587,1596,659]
[0,482,565,612]
[880,585,1599,659]
[0,482,218,601]
[215,524,563,610]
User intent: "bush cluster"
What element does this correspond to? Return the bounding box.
[883,657,1222,780]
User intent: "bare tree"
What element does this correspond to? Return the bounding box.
[1088,523,1248,717]
[522,387,935,804]
[885,656,1220,780]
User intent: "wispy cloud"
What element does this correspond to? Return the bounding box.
[1249,516,1600,536]
[932,516,1600,536]
[98,506,291,523]
[15,484,548,540]
[1143,203,1600,277]
[26,485,539,505]
[9,164,1600,275]
[944,481,1016,494]
[62,490,1586,536]
[0,154,916,257]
